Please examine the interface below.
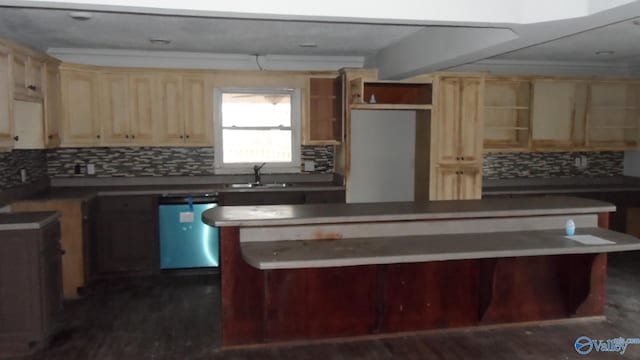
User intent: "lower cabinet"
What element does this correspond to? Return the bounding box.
[0,221,63,357]
[92,195,159,276]
[433,166,482,200]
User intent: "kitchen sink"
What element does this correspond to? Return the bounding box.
[226,183,293,188]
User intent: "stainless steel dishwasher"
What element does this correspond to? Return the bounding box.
[158,193,219,269]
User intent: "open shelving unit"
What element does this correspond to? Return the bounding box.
[483,79,531,151]
[349,78,432,110]
[586,82,640,148]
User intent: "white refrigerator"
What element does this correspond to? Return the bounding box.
[349,110,415,203]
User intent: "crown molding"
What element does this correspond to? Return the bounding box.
[46,48,365,71]
[450,58,634,77]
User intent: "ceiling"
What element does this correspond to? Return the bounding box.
[1,2,640,77]
[0,7,424,56]
[494,17,640,63]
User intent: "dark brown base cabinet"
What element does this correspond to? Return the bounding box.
[0,222,63,358]
[92,196,159,277]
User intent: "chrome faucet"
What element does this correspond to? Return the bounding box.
[253,162,266,185]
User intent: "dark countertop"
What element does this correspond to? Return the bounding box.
[0,211,61,231]
[203,196,615,227]
[482,176,640,195]
[16,182,344,201]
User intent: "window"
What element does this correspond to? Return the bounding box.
[214,88,301,173]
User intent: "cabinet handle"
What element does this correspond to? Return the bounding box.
[179,135,184,139]
[28,85,36,91]
[186,135,190,139]
[60,249,66,255]
[96,134,101,139]
[13,135,19,141]
[131,134,135,139]
[48,135,53,139]
[125,134,129,139]
[461,157,465,160]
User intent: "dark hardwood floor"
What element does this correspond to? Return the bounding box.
[17,252,640,360]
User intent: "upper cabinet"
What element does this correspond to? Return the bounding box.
[0,45,13,150]
[12,52,44,101]
[531,80,588,149]
[303,76,342,145]
[155,73,214,146]
[434,75,483,165]
[44,62,61,147]
[483,78,531,151]
[349,77,432,110]
[99,72,155,146]
[587,81,640,149]
[60,67,101,147]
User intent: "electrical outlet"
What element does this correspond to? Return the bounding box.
[304,160,315,172]
[580,155,588,168]
[87,163,96,175]
[20,169,27,183]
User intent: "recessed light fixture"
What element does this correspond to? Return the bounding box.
[68,11,92,21]
[149,38,172,45]
[299,42,318,48]
[595,50,615,56]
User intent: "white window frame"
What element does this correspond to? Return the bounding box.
[213,87,302,174]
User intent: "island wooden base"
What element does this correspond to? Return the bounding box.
[220,227,607,347]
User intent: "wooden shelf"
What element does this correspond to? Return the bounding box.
[350,78,432,107]
[486,126,529,130]
[485,106,530,110]
[350,103,433,111]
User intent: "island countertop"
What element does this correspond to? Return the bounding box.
[202,196,615,227]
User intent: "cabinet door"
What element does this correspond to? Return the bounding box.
[0,46,12,149]
[44,64,60,147]
[531,81,587,148]
[130,74,155,144]
[100,73,131,145]
[28,58,44,99]
[433,166,459,201]
[458,77,483,163]
[96,213,157,274]
[483,79,530,151]
[60,69,100,146]
[12,52,28,99]
[436,77,461,164]
[587,82,640,148]
[306,77,340,144]
[458,166,482,200]
[182,75,212,145]
[156,74,184,144]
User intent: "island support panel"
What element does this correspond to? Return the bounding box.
[219,228,606,347]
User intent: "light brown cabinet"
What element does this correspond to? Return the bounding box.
[433,166,481,201]
[156,74,212,146]
[99,72,156,145]
[435,76,483,165]
[12,53,44,100]
[483,78,531,151]
[60,68,101,146]
[0,45,12,150]
[531,80,588,149]
[587,81,640,148]
[304,76,342,144]
[44,62,61,147]
[430,74,483,201]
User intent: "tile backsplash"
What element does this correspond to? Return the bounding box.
[483,151,624,180]
[46,146,334,177]
[0,150,48,190]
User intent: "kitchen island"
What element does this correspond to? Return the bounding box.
[202,197,640,348]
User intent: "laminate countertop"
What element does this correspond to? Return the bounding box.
[19,183,344,200]
[0,211,61,231]
[482,176,640,196]
[203,196,615,227]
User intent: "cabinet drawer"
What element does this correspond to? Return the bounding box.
[98,196,156,212]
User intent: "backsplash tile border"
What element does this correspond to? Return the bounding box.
[483,151,623,180]
[46,146,334,178]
